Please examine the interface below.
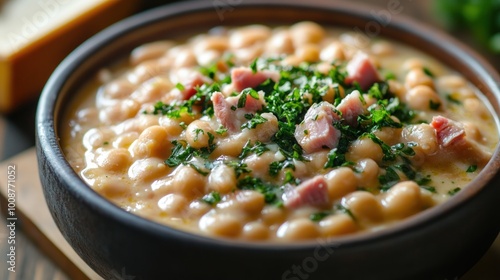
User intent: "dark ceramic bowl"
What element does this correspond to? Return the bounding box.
[36,1,500,279]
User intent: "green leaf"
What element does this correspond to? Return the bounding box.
[423,67,435,78]
[250,58,258,73]
[239,141,270,159]
[202,191,221,205]
[466,165,478,173]
[448,187,461,196]
[310,212,331,222]
[379,166,400,191]
[175,82,185,91]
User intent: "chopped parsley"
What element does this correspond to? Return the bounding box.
[466,165,478,173]
[164,140,195,167]
[226,161,251,178]
[335,204,356,221]
[164,140,213,175]
[250,58,258,73]
[379,166,401,191]
[384,71,397,81]
[193,128,204,141]
[429,100,441,110]
[175,82,185,91]
[310,211,331,222]
[446,94,462,105]
[202,191,221,205]
[237,176,282,205]
[421,185,437,193]
[448,187,461,196]
[215,125,228,135]
[240,114,268,130]
[239,141,269,159]
[199,64,218,79]
[268,160,295,177]
[423,67,435,78]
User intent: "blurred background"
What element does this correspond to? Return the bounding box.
[0,0,498,279]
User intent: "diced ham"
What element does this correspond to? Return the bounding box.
[212,92,237,131]
[170,69,209,100]
[337,90,365,126]
[282,176,330,209]
[231,67,280,92]
[179,74,206,100]
[295,102,341,154]
[211,91,266,132]
[430,115,491,166]
[430,116,465,147]
[344,52,380,91]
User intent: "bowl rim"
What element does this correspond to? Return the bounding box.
[36,0,500,250]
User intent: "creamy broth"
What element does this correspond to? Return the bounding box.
[61,22,498,241]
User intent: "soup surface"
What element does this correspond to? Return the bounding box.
[62,22,498,241]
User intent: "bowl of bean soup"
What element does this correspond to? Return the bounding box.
[36,1,500,279]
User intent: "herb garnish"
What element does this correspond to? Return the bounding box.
[446,94,462,105]
[429,100,441,110]
[448,187,461,196]
[239,141,269,159]
[423,67,435,78]
[310,211,331,222]
[175,82,185,91]
[202,191,221,205]
[149,56,436,205]
[164,140,213,175]
[466,165,477,173]
[237,176,282,205]
[241,114,268,130]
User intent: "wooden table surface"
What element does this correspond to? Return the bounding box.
[0,0,499,279]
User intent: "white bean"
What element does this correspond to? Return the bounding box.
[199,211,242,237]
[96,148,132,173]
[405,68,434,89]
[276,218,320,240]
[130,40,174,65]
[99,99,140,125]
[129,126,171,159]
[405,85,442,111]
[230,25,271,49]
[325,167,358,201]
[382,181,423,220]
[242,222,269,240]
[346,137,384,164]
[157,193,188,215]
[265,30,294,55]
[341,191,383,224]
[185,120,216,149]
[290,21,325,47]
[128,158,168,182]
[319,214,358,237]
[207,164,237,194]
[320,42,345,62]
[354,159,380,189]
[172,165,206,199]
